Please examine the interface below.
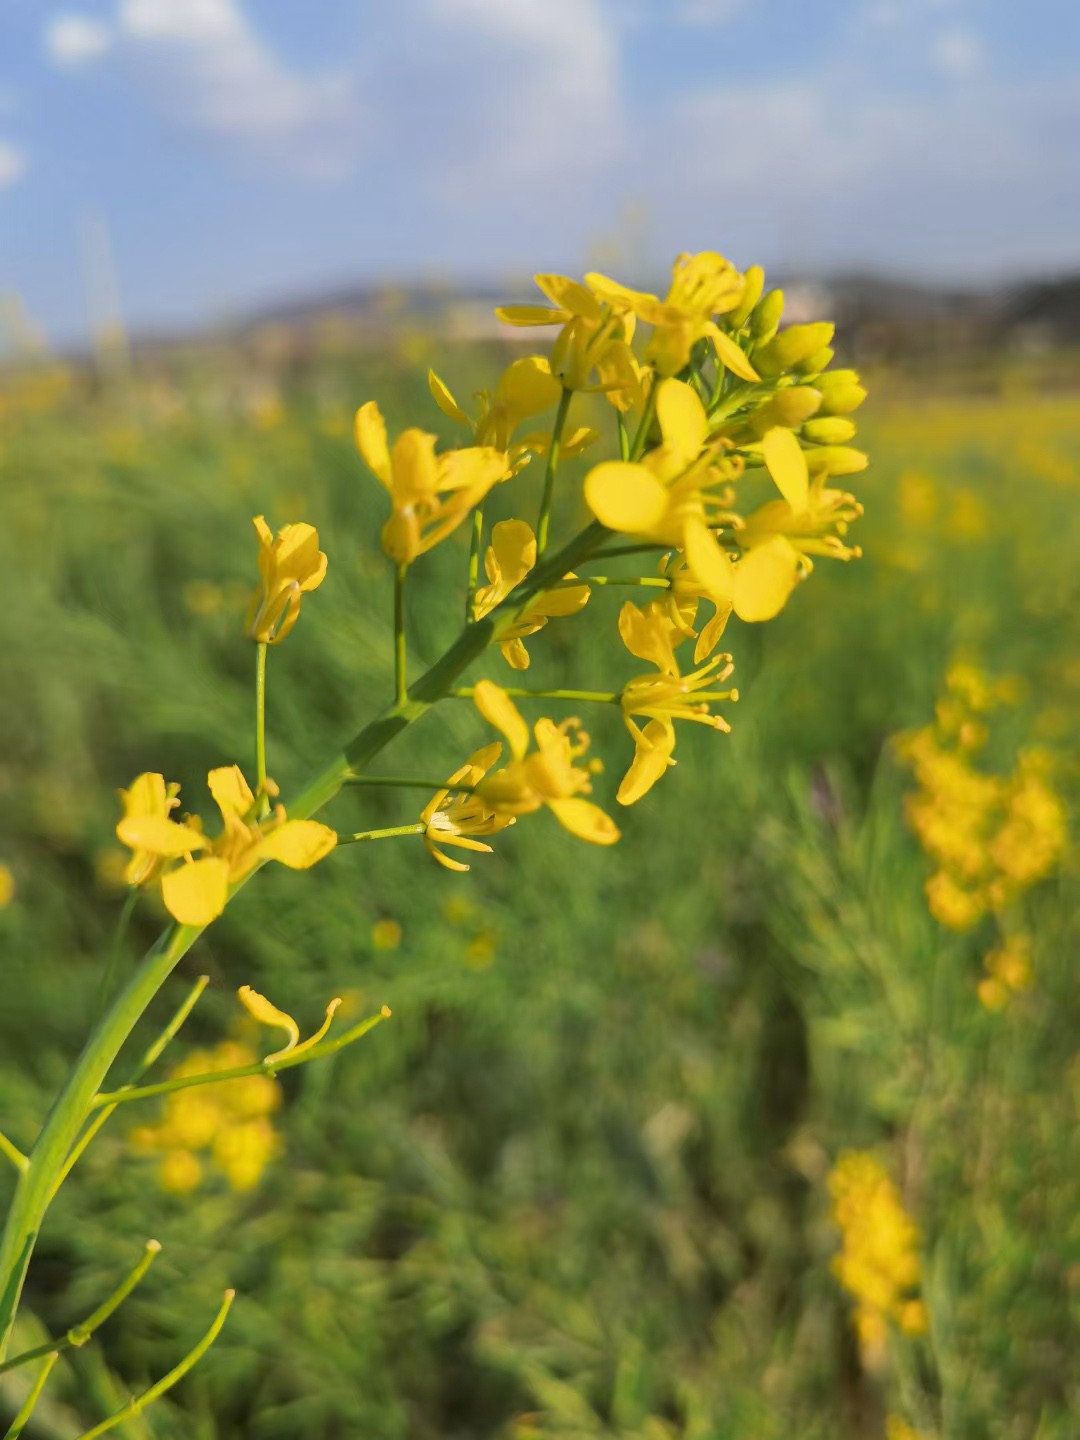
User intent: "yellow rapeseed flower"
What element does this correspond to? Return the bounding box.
[472,519,590,668]
[354,400,509,564]
[495,273,636,392]
[117,766,337,926]
[472,681,620,846]
[419,742,515,872]
[246,515,327,644]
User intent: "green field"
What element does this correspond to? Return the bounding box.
[0,343,1077,1439]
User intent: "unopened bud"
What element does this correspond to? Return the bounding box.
[753,322,835,376]
[728,266,765,329]
[749,386,822,436]
[796,346,835,375]
[750,288,785,341]
[807,445,868,476]
[803,416,856,444]
[815,369,867,415]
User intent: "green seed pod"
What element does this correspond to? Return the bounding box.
[727,266,765,329]
[753,322,835,376]
[750,288,785,342]
[803,416,857,444]
[816,369,867,415]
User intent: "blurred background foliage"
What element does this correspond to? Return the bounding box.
[0,332,1077,1439]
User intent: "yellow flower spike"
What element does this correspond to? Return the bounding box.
[497,274,635,392]
[237,985,342,1064]
[761,426,810,512]
[246,516,327,644]
[354,400,509,564]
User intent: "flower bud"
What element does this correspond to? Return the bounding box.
[749,386,822,436]
[803,417,856,444]
[750,289,784,341]
[797,346,835,375]
[727,266,765,329]
[816,369,867,415]
[753,322,835,376]
[807,445,868,476]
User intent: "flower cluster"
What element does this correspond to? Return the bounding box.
[130,1040,281,1195]
[828,1150,928,1364]
[897,662,1067,1005]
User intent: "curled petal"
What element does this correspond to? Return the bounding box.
[762,426,810,512]
[237,984,300,1059]
[732,536,801,622]
[427,369,469,424]
[354,401,391,484]
[617,719,677,806]
[710,327,760,382]
[117,814,208,858]
[474,680,531,761]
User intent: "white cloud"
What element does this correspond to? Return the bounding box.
[0,141,28,189]
[931,26,983,76]
[45,14,113,67]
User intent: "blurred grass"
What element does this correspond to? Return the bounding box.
[0,342,1077,1439]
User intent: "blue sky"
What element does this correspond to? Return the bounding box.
[1,0,1078,345]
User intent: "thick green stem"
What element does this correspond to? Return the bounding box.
[393,564,407,706]
[96,889,138,1019]
[0,520,609,1359]
[536,387,573,555]
[255,641,269,817]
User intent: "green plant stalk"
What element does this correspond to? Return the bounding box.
[393,563,408,706]
[2,1351,57,1440]
[465,505,484,622]
[338,824,426,846]
[254,641,269,817]
[0,1133,27,1177]
[0,518,608,1359]
[536,388,573,554]
[71,1289,234,1440]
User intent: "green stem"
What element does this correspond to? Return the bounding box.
[628,382,658,461]
[96,890,138,1019]
[255,641,269,818]
[616,412,629,461]
[0,1240,161,1378]
[536,387,573,554]
[0,519,608,1360]
[93,1008,391,1109]
[393,564,407,706]
[0,1133,27,1177]
[52,976,210,1199]
[345,775,474,795]
[550,575,670,590]
[465,506,484,622]
[71,1290,234,1440]
[338,823,426,846]
[449,686,621,705]
[2,1351,58,1439]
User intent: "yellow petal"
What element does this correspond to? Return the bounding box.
[762,426,809,512]
[474,679,531,761]
[710,327,760,382]
[119,771,172,820]
[258,820,338,869]
[494,356,561,421]
[427,369,469,424]
[656,378,708,465]
[546,797,621,846]
[207,765,256,823]
[694,605,732,663]
[354,401,391,484]
[682,518,735,606]
[732,536,800,622]
[617,720,676,806]
[117,814,208,857]
[533,274,602,320]
[584,461,669,535]
[161,856,230,926]
[490,519,536,589]
[495,305,568,327]
[584,272,652,310]
[237,984,300,1055]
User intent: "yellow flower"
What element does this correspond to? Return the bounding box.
[117,766,337,927]
[237,984,341,1064]
[0,863,13,910]
[588,252,755,378]
[472,681,620,846]
[584,377,744,606]
[420,743,515,872]
[428,355,562,463]
[245,515,327,644]
[355,400,509,564]
[495,273,636,392]
[828,1150,926,1361]
[615,601,736,806]
[472,519,590,668]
